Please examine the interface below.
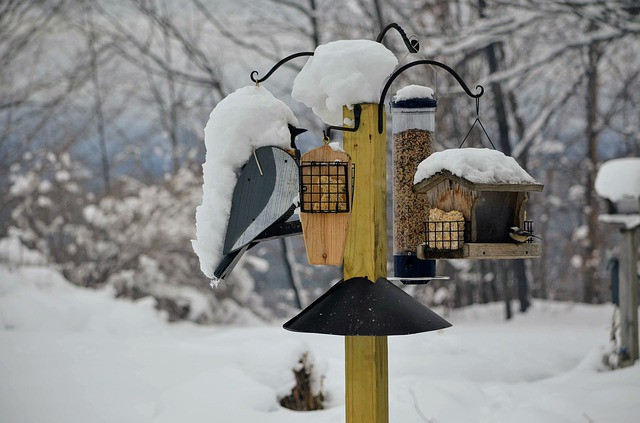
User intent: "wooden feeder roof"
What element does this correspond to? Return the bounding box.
[414,169,544,194]
[413,148,544,194]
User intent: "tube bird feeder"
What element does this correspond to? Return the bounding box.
[391,86,437,279]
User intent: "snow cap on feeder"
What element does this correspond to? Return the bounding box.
[391,85,437,133]
[413,148,544,260]
[595,157,640,229]
[284,276,451,336]
[595,158,640,215]
[292,39,398,126]
[192,85,304,280]
[391,85,437,280]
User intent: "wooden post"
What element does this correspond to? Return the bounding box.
[343,103,388,423]
[619,227,639,366]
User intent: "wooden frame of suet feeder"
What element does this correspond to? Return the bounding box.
[414,170,543,259]
[299,143,354,266]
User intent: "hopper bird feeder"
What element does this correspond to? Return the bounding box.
[413,148,544,259]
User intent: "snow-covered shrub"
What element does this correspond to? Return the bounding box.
[7,151,271,324]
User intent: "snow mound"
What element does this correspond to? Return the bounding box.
[291,40,398,126]
[394,84,434,100]
[414,148,538,185]
[0,265,167,333]
[192,85,298,279]
[595,157,640,202]
[1,263,638,423]
[0,236,47,265]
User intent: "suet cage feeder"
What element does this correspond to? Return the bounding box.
[299,144,354,266]
[299,160,351,213]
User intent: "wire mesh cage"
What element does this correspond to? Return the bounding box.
[424,220,467,250]
[300,161,350,213]
[524,220,534,244]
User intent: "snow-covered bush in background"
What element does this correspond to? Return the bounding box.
[7,150,90,270]
[7,150,271,324]
[80,167,272,323]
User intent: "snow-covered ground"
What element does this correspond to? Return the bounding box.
[1,261,639,423]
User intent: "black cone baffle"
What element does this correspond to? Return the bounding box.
[283,276,451,336]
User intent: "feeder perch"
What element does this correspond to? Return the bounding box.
[299,144,353,265]
[413,149,544,260]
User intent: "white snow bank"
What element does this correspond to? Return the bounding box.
[0,265,167,333]
[394,84,434,100]
[2,261,639,423]
[0,236,47,265]
[414,148,539,185]
[291,40,398,126]
[192,85,298,279]
[595,157,640,202]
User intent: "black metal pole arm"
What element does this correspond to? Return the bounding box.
[376,23,419,53]
[377,60,485,133]
[324,104,361,139]
[250,51,314,84]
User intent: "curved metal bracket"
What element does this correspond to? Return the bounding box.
[377,60,485,133]
[250,51,314,84]
[376,23,419,53]
[324,104,361,139]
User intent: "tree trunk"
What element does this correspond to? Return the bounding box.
[308,0,320,48]
[87,4,110,194]
[479,0,529,315]
[498,262,513,320]
[582,30,602,303]
[281,237,305,309]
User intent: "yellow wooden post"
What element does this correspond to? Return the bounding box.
[343,103,388,423]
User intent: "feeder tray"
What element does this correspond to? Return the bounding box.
[418,242,542,259]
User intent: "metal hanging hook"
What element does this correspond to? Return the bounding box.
[376,23,419,53]
[377,59,484,134]
[249,51,314,84]
[324,104,362,140]
[459,97,496,149]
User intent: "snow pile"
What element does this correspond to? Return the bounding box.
[0,236,47,266]
[2,257,639,423]
[292,40,398,125]
[0,259,168,334]
[595,157,640,202]
[394,84,434,100]
[192,85,298,279]
[414,148,539,185]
